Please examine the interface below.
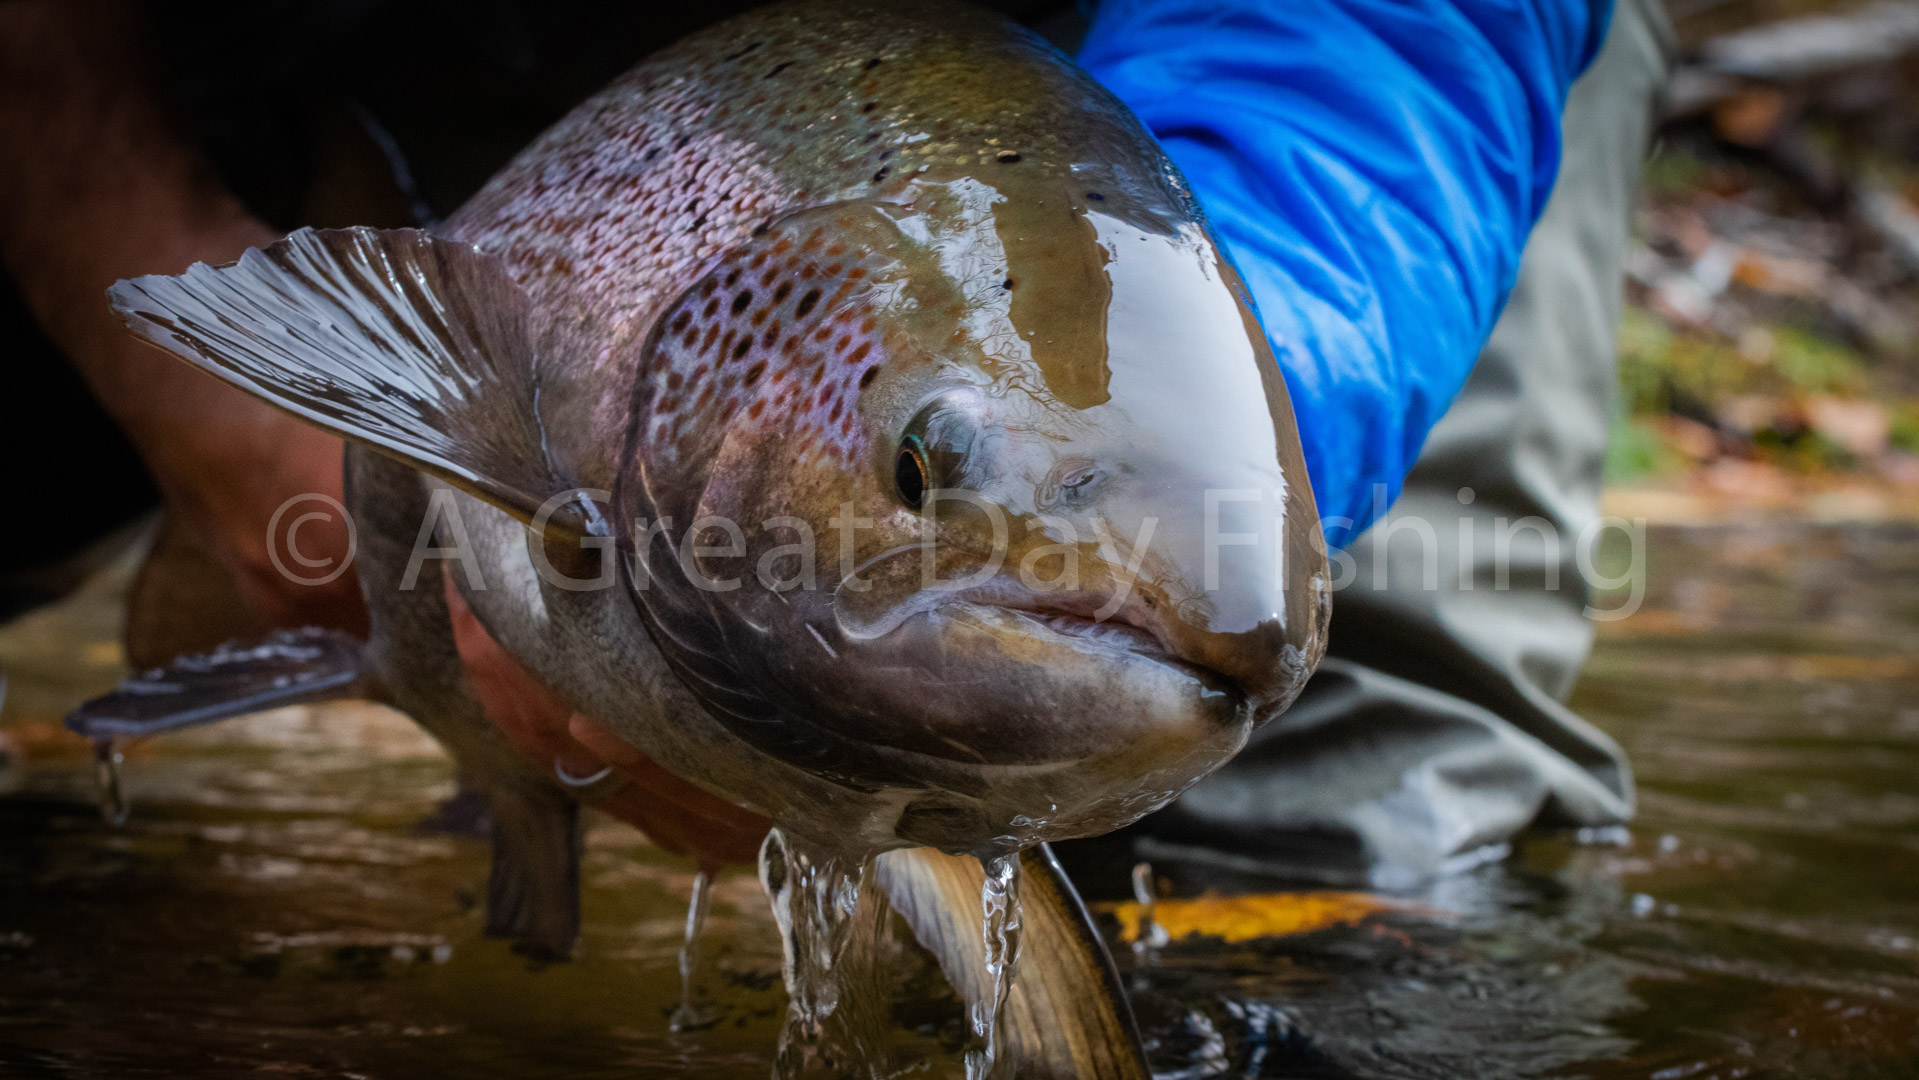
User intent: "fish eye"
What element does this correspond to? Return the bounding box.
[895,435,929,510]
[895,389,982,512]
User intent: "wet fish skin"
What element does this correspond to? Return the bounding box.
[91,1,1328,1068]
[432,0,1328,851]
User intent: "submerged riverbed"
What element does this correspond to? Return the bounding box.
[1,523,1914,1078]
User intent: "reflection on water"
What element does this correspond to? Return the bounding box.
[1,524,1915,1078]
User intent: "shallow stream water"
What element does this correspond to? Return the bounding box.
[1,522,1914,1078]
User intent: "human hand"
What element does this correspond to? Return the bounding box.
[0,0,365,636]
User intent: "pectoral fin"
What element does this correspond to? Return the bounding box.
[874,844,1149,1080]
[66,627,367,740]
[109,227,594,539]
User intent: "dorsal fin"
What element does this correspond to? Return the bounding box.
[109,227,590,537]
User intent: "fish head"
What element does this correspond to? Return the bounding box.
[615,167,1327,851]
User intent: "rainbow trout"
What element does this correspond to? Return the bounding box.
[74,1,1327,1074]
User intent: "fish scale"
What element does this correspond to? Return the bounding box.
[446,1,1173,486]
[640,211,890,473]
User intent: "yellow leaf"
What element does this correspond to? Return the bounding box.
[1101,891,1401,944]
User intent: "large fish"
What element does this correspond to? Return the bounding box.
[72,1,1327,1073]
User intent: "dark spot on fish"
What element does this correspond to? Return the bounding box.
[732,336,752,361]
[1087,191,1106,201]
[862,102,877,113]
[863,57,883,70]
[725,269,741,287]
[795,288,822,318]
[753,222,772,237]
[997,150,1021,163]
[691,215,708,231]
[847,342,871,364]
[703,298,720,319]
[672,311,691,334]
[859,367,878,389]
[732,291,753,315]
[872,167,890,183]
[862,131,880,144]
[667,371,684,391]
[724,41,763,62]
[774,281,793,303]
[878,150,892,161]
[1002,278,1016,290]
[763,323,781,346]
[763,61,792,79]
[748,399,766,419]
[744,361,766,386]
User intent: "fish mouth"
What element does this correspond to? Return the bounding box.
[967,600,1247,706]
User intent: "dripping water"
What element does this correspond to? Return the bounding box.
[965,850,1023,1080]
[91,738,127,826]
[669,869,717,1032]
[759,827,890,1079]
[1130,860,1167,969]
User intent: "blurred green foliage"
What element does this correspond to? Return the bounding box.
[1616,307,1867,414]
[1604,409,1678,482]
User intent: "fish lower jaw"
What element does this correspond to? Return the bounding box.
[988,604,1244,703]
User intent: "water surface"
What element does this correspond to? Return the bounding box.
[1,524,1914,1077]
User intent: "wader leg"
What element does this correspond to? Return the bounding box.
[1128,0,1678,887]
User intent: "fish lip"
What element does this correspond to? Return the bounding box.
[958,597,1246,704]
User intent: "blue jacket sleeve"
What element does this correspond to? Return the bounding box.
[1079,0,1610,548]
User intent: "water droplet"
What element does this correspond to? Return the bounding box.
[92,738,128,826]
[1129,861,1168,965]
[669,869,718,1032]
[965,851,1023,1080]
[761,828,889,1078]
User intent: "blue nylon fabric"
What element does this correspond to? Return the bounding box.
[1079,0,1610,548]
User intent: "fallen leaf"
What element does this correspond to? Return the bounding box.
[1103,891,1404,945]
